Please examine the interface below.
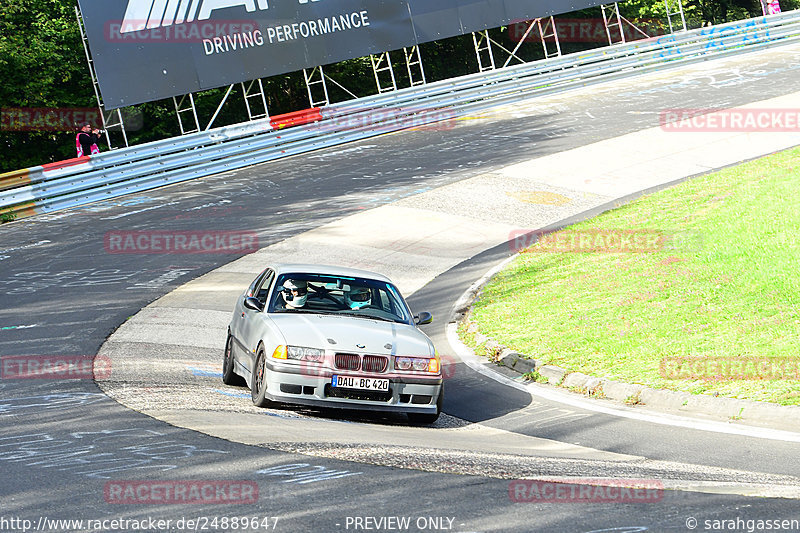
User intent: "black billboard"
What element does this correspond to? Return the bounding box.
[78,0,607,109]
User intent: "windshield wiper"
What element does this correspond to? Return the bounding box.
[336,312,404,324]
[274,308,331,315]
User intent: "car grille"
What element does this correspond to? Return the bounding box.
[362,355,388,373]
[334,353,360,371]
[334,353,388,373]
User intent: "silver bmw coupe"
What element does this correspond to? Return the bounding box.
[223,264,443,423]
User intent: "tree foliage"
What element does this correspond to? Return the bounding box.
[0,0,90,170]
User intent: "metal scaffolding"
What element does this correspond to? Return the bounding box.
[303,67,331,107]
[172,80,273,134]
[303,66,363,107]
[664,0,688,32]
[172,94,200,135]
[203,84,236,131]
[371,52,398,93]
[75,5,128,149]
[601,2,652,45]
[403,46,427,86]
[501,17,562,69]
[601,3,626,44]
[75,2,694,144]
[534,17,563,60]
[472,30,497,72]
[242,79,269,121]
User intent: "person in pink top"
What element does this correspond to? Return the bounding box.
[761,0,781,15]
[75,122,101,157]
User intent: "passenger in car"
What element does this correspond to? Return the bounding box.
[345,286,371,309]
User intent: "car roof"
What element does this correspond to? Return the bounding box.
[270,263,394,284]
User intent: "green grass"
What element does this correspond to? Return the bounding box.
[467,146,800,405]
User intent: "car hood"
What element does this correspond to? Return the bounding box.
[268,313,434,357]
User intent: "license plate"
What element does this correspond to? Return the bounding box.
[332,375,389,392]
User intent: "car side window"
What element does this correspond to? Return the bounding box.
[254,270,274,306]
[247,270,267,298]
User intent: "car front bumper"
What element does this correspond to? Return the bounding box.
[262,359,442,414]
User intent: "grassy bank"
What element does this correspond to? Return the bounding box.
[466,146,800,405]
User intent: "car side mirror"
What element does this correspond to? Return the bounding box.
[244,297,264,312]
[415,312,433,325]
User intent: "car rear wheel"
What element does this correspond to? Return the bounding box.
[408,385,442,425]
[251,345,272,407]
[222,333,245,386]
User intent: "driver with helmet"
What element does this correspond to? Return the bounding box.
[345,286,371,310]
[281,279,308,309]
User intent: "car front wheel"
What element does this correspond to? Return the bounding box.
[251,345,272,407]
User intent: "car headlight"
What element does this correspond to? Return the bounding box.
[286,345,324,362]
[395,356,439,373]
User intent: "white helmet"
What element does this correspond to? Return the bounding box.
[345,286,371,309]
[282,279,308,308]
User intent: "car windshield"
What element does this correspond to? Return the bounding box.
[267,273,413,324]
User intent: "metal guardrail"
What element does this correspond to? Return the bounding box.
[2,11,799,220]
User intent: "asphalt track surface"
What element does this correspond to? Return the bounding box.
[2,44,800,532]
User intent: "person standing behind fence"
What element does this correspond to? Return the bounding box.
[76,122,101,157]
[760,0,781,14]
